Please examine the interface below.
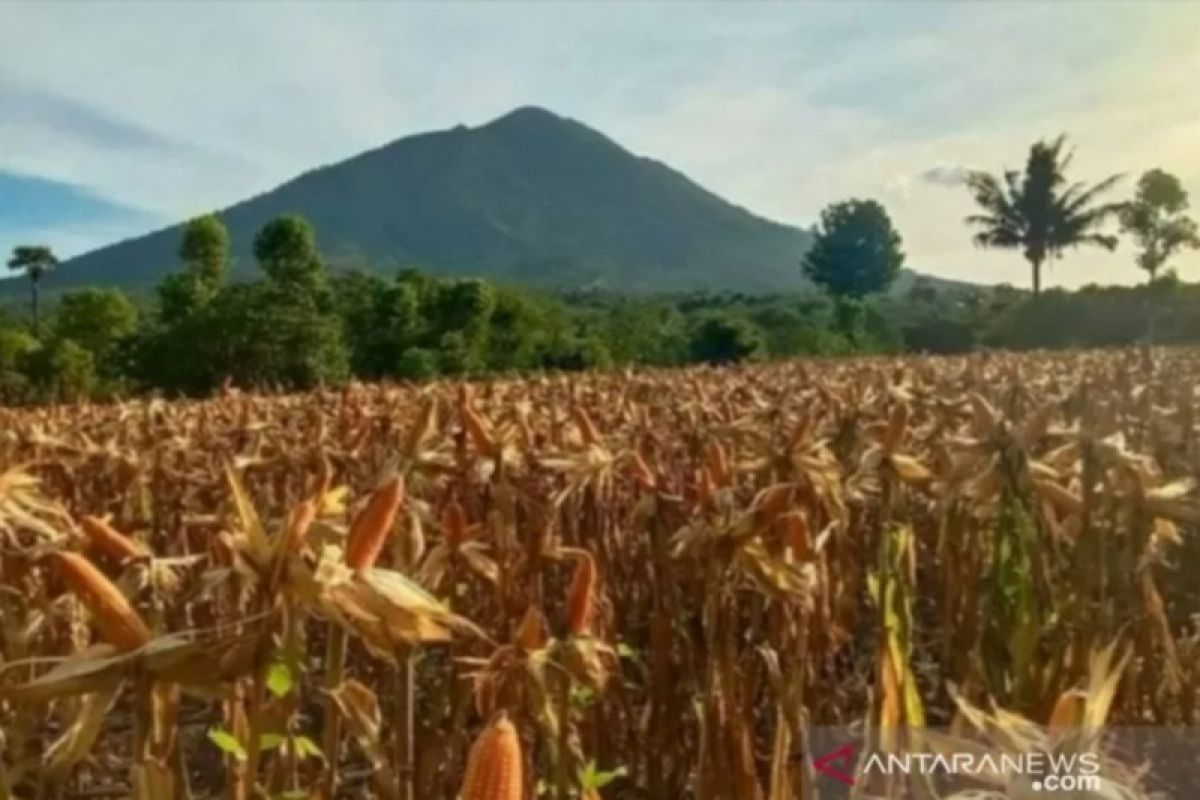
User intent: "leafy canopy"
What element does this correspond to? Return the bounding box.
[53,288,139,358]
[1119,169,1200,281]
[179,214,231,291]
[6,245,58,281]
[802,199,904,300]
[253,215,325,292]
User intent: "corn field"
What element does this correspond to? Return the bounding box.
[1,349,1198,799]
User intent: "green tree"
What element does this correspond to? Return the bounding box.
[437,331,475,375]
[157,216,232,320]
[26,338,96,402]
[156,272,210,320]
[601,300,688,366]
[180,213,230,291]
[0,327,37,373]
[0,327,38,402]
[482,290,547,372]
[748,302,851,357]
[541,332,613,371]
[332,271,396,377]
[802,199,904,300]
[432,279,495,335]
[254,215,325,293]
[425,279,496,373]
[203,283,348,390]
[1119,169,1200,283]
[53,288,138,361]
[966,136,1122,294]
[129,314,209,395]
[359,279,422,378]
[6,245,58,334]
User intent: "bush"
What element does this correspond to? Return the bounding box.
[688,313,765,364]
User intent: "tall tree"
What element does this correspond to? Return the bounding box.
[6,245,58,334]
[158,215,232,320]
[179,213,230,291]
[802,199,904,299]
[1119,169,1200,283]
[966,135,1122,295]
[253,215,325,293]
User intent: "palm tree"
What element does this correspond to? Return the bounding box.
[6,245,58,334]
[965,136,1123,295]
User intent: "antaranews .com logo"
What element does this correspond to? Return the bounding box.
[813,739,1103,794]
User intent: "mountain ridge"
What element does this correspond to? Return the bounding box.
[11,106,951,296]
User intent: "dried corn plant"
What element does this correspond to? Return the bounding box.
[0,348,1198,798]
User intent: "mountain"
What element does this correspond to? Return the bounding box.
[16,107,948,295]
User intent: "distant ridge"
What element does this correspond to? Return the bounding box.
[23,106,949,295]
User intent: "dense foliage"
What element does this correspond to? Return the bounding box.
[4,194,1200,405]
[802,198,904,300]
[1119,169,1200,283]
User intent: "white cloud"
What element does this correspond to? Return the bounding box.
[920,166,973,188]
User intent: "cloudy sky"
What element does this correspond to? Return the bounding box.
[2,1,1199,287]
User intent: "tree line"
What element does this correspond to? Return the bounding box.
[2,135,1199,404]
[1,212,836,402]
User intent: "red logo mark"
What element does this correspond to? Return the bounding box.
[813,742,857,786]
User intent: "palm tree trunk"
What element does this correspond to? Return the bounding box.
[1030,257,1042,296]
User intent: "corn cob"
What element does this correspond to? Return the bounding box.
[53,551,151,652]
[79,515,147,562]
[441,496,469,546]
[460,714,523,800]
[514,606,549,652]
[566,552,597,637]
[345,476,405,570]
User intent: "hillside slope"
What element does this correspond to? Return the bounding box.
[34,107,822,294]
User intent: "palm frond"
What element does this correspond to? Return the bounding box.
[1060,174,1124,217]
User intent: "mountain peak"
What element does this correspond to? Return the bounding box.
[478,106,589,141]
[485,105,565,128]
[34,108,816,294]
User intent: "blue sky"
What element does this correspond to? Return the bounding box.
[2,1,1198,287]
